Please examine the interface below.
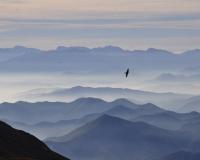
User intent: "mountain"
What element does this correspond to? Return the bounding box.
[182,49,200,73]
[0,98,140,124]
[179,95,200,112]
[19,86,191,110]
[0,101,69,123]
[6,100,200,140]
[5,113,102,140]
[0,46,40,63]
[133,111,200,130]
[105,105,137,119]
[110,98,139,109]
[46,115,189,160]
[4,102,165,140]
[106,103,164,120]
[157,151,200,160]
[0,121,69,160]
[0,46,200,73]
[133,112,182,130]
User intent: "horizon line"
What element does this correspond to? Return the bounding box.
[1,45,200,54]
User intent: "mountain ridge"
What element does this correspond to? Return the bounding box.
[0,120,69,160]
[1,45,200,55]
[19,86,192,111]
[46,115,189,160]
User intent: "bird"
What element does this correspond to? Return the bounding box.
[125,68,129,78]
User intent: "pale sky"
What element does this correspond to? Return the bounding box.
[0,0,200,51]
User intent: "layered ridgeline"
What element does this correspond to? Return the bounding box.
[1,98,200,159]
[0,46,199,73]
[0,121,69,160]
[45,115,199,160]
[179,95,200,113]
[0,46,40,62]
[0,98,141,123]
[1,98,200,140]
[19,86,192,111]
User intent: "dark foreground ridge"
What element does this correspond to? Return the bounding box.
[0,121,69,160]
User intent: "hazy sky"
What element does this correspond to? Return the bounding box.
[0,0,200,51]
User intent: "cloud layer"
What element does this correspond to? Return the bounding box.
[0,0,200,51]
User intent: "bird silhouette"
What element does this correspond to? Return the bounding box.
[125,68,129,78]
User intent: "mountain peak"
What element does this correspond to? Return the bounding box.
[112,98,132,103]
[92,45,125,53]
[71,97,107,105]
[89,114,152,129]
[146,48,172,54]
[111,98,137,108]
[141,103,161,108]
[13,46,40,52]
[139,103,165,113]
[14,45,27,49]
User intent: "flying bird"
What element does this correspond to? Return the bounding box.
[125,68,129,78]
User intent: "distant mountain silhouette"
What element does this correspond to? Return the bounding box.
[0,46,40,62]
[0,46,200,74]
[5,113,102,140]
[110,98,139,109]
[2,98,165,139]
[179,95,200,112]
[20,86,191,110]
[0,121,69,160]
[0,98,140,123]
[46,115,189,160]
[4,98,200,141]
[105,103,164,120]
[133,111,200,130]
[5,102,165,140]
[105,105,137,119]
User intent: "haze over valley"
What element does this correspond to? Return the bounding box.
[0,46,200,103]
[1,0,200,159]
[0,46,200,159]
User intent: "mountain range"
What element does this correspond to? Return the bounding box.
[2,97,200,141]
[0,46,40,62]
[46,115,192,160]
[0,46,200,159]
[0,98,156,124]
[0,46,200,73]
[1,98,163,139]
[0,96,199,159]
[19,86,192,110]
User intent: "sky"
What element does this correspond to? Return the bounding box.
[0,0,200,52]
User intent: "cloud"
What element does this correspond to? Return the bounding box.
[0,0,26,4]
[0,0,199,51]
[1,11,200,34]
